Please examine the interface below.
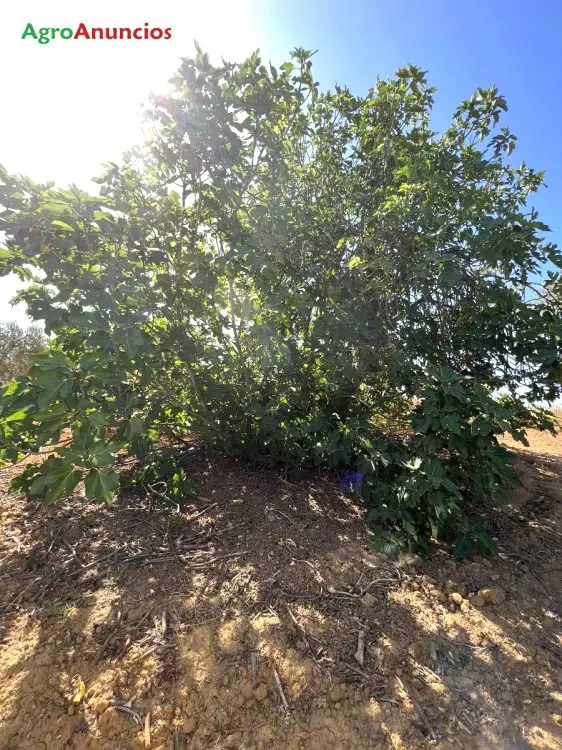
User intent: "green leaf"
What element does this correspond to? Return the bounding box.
[440,413,462,434]
[86,411,111,428]
[125,417,144,439]
[510,429,530,447]
[470,419,493,436]
[477,531,497,557]
[446,383,467,403]
[31,351,70,372]
[29,473,52,497]
[441,477,462,498]
[423,459,443,487]
[412,415,431,433]
[51,220,74,231]
[45,465,83,504]
[36,372,71,409]
[3,407,29,423]
[453,533,476,558]
[84,468,120,503]
[88,442,122,468]
[28,460,82,503]
[450,435,469,458]
[73,424,95,451]
[123,327,144,358]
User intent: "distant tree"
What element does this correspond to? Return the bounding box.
[0,321,46,383]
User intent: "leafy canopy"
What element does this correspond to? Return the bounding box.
[0,45,560,554]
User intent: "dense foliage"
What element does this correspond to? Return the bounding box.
[0,320,46,384]
[1,47,560,555]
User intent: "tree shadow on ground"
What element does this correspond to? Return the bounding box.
[0,446,560,749]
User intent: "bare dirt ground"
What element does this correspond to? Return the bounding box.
[1,431,561,750]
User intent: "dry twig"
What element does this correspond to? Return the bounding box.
[273,667,290,711]
[354,629,365,667]
[250,650,259,688]
[144,712,151,748]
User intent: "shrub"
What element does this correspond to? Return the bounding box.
[0,46,560,554]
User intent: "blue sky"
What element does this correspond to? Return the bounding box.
[0,0,560,322]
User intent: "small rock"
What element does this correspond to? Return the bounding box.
[422,575,437,585]
[450,593,464,605]
[400,553,422,567]
[232,498,245,505]
[481,558,493,568]
[430,589,447,603]
[328,683,346,703]
[410,582,420,591]
[479,587,505,605]
[253,683,268,702]
[67,705,75,716]
[471,594,485,607]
